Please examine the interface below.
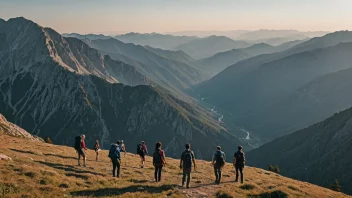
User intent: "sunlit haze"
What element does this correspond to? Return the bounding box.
[1,0,352,34]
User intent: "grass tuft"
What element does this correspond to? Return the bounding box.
[240,184,256,190]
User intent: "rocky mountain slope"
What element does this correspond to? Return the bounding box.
[0,17,149,86]
[85,38,208,91]
[115,32,198,49]
[195,31,352,141]
[248,107,352,195]
[0,17,242,159]
[173,35,250,59]
[0,133,350,198]
[0,113,42,141]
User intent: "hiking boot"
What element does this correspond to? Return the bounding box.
[77,164,81,167]
[83,164,87,167]
[235,179,238,182]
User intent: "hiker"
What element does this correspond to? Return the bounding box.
[137,141,148,168]
[180,143,196,188]
[75,134,87,167]
[120,140,126,156]
[94,140,100,161]
[212,146,226,184]
[233,145,246,183]
[109,140,122,177]
[152,141,166,182]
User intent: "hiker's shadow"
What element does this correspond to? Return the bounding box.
[187,181,235,189]
[9,148,39,155]
[43,153,77,160]
[70,184,177,197]
[36,161,105,176]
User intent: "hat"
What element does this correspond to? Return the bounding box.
[217,146,221,150]
[121,140,124,143]
[238,145,243,150]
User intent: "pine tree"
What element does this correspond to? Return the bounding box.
[330,179,341,192]
[268,164,274,172]
[44,137,53,144]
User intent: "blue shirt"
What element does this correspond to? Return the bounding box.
[213,150,226,161]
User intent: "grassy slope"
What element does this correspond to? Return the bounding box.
[0,134,349,198]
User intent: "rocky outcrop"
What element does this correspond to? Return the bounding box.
[0,113,42,141]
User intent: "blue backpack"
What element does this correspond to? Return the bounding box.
[108,144,121,159]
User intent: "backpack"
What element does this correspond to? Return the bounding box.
[109,144,121,159]
[182,150,193,168]
[215,150,225,167]
[153,150,162,165]
[137,144,143,154]
[74,136,81,150]
[93,143,99,150]
[235,151,245,165]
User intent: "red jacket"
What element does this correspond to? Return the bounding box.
[154,149,165,167]
[80,140,87,150]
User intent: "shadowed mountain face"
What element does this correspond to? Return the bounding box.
[195,31,352,141]
[173,35,250,59]
[85,38,208,91]
[198,49,250,75]
[197,40,305,76]
[115,32,198,50]
[0,17,242,159]
[248,107,352,194]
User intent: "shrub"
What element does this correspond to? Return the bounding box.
[239,184,255,190]
[216,190,233,198]
[249,190,288,198]
[330,179,341,192]
[273,165,280,174]
[268,164,280,174]
[268,164,274,172]
[44,137,53,144]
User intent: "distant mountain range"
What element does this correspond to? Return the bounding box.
[168,29,329,45]
[198,40,305,75]
[173,35,251,59]
[62,33,112,40]
[0,17,245,159]
[82,38,208,91]
[195,31,352,142]
[248,107,352,194]
[115,32,198,50]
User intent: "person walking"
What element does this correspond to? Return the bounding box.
[233,145,246,183]
[121,140,126,156]
[94,140,100,161]
[152,142,166,182]
[138,141,148,168]
[77,134,87,167]
[212,146,226,184]
[109,140,122,177]
[180,143,196,188]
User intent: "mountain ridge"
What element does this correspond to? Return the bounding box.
[248,107,352,194]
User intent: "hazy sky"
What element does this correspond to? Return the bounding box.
[0,0,351,34]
